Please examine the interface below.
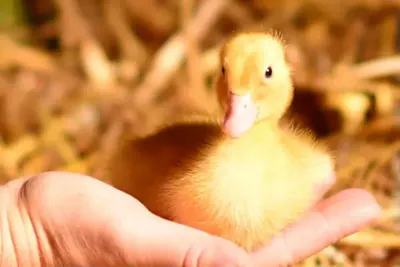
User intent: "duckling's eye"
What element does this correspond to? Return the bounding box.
[221,66,225,75]
[264,66,273,79]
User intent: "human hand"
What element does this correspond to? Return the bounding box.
[1,171,380,266]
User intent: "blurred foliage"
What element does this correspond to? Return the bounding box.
[0,0,26,39]
[0,0,23,26]
[0,0,399,266]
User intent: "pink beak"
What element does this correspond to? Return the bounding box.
[222,92,258,138]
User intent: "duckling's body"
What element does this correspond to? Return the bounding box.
[107,31,334,251]
[109,116,332,250]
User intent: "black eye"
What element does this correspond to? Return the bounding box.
[264,66,273,78]
[221,66,225,75]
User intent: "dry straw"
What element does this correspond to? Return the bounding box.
[0,0,399,266]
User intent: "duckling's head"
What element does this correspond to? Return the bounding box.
[215,32,293,138]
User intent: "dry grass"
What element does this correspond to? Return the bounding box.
[0,0,399,266]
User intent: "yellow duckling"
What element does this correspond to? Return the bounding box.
[106,31,334,251]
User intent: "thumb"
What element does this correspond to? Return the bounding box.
[14,172,252,267]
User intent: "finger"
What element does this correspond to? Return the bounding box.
[112,207,252,267]
[251,189,381,266]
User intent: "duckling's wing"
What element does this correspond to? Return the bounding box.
[105,120,222,216]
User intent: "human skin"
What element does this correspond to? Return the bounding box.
[0,171,380,266]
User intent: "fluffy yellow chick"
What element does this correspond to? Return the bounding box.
[106,31,334,251]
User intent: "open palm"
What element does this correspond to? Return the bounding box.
[2,171,380,266]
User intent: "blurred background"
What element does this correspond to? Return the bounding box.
[0,0,399,266]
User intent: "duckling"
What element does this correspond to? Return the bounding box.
[106,31,334,251]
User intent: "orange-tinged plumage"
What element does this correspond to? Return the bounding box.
[106,31,334,251]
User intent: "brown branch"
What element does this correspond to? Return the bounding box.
[54,0,115,89]
[181,0,210,110]
[0,34,57,73]
[350,56,400,79]
[123,0,176,39]
[132,0,231,105]
[103,0,149,67]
